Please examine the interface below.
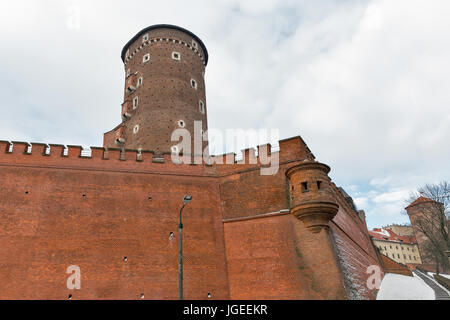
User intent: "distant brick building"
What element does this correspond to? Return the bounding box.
[0,24,385,300]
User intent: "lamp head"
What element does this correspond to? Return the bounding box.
[183,195,193,205]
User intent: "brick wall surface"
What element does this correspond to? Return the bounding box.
[0,137,383,299]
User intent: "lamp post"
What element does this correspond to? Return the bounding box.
[179,195,192,300]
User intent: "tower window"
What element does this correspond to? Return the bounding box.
[133,125,139,134]
[143,53,150,63]
[172,52,181,61]
[317,181,322,190]
[137,77,143,88]
[142,33,149,42]
[133,97,139,109]
[190,79,197,89]
[301,182,308,193]
[199,100,205,114]
[192,39,198,50]
[178,120,185,128]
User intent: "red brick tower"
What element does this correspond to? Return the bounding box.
[286,160,339,233]
[286,160,347,299]
[103,25,209,157]
[406,196,445,271]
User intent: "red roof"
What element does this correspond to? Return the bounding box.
[369,228,417,244]
[405,196,435,209]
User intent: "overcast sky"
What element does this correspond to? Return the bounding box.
[0,0,449,228]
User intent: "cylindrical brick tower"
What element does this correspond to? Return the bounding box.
[103,25,209,157]
[286,160,339,233]
[286,159,346,299]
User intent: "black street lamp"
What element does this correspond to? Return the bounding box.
[179,195,192,300]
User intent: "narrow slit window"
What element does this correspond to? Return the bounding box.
[317,181,322,190]
[190,79,197,89]
[137,77,143,88]
[143,53,150,63]
[199,100,205,114]
[133,97,139,109]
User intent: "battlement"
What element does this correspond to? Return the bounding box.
[0,140,215,177]
[121,24,208,66]
[0,135,316,178]
[211,136,314,164]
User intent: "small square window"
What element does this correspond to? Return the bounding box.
[133,97,139,109]
[143,53,150,63]
[172,52,181,61]
[190,79,197,89]
[301,182,308,193]
[143,33,149,42]
[192,39,198,50]
[199,100,205,114]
